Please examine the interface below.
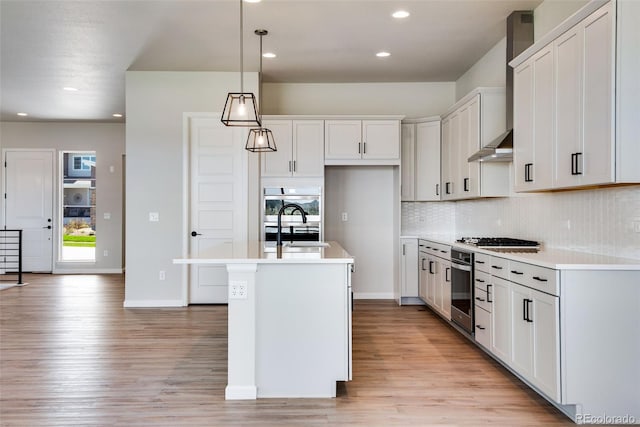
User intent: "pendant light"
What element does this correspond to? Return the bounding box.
[245,29,277,152]
[221,0,260,127]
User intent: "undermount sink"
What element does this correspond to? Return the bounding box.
[283,241,331,248]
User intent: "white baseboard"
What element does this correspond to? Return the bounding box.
[353,292,394,300]
[123,299,186,308]
[225,385,257,400]
[52,268,123,274]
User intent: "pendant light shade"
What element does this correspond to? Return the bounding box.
[221,0,260,127]
[246,29,277,152]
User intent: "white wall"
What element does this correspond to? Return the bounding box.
[534,0,590,40]
[455,37,506,101]
[325,166,397,299]
[124,71,259,307]
[263,82,455,119]
[0,122,125,272]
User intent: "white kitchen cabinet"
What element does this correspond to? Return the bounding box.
[513,45,554,191]
[419,240,451,320]
[418,248,428,303]
[490,275,511,364]
[261,119,324,178]
[511,0,640,191]
[441,88,510,200]
[474,306,491,350]
[325,119,400,164]
[401,118,441,201]
[400,238,419,300]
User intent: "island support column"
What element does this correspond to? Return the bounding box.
[225,263,258,400]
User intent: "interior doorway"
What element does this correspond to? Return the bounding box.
[60,152,96,262]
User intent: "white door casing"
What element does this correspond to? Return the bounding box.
[188,115,247,304]
[3,150,54,272]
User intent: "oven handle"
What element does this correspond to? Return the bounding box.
[450,261,472,272]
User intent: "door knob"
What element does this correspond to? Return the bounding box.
[43,225,52,229]
[191,231,202,237]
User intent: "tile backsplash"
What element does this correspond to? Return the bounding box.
[402,185,640,260]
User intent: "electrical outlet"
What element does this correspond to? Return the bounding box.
[633,220,640,233]
[159,270,165,280]
[229,281,248,299]
[341,212,348,222]
[149,212,159,222]
[103,250,109,257]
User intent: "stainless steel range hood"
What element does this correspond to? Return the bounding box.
[468,11,533,163]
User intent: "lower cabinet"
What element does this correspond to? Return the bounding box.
[418,250,428,302]
[474,306,491,349]
[490,276,512,363]
[420,240,451,320]
[400,238,419,300]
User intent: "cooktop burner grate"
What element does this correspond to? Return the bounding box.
[456,237,541,252]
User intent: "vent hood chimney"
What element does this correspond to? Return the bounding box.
[468,11,534,162]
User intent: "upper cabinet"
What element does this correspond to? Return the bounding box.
[324,119,401,165]
[261,119,324,178]
[441,88,510,201]
[511,0,640,191]
[401,117,441,202]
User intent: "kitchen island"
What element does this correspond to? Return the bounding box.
[174,241,354,400]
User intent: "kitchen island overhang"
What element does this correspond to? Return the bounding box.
[174,241,354,400]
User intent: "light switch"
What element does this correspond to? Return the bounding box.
[149,212,159,222]
[109,165,115,173]
[103,212,111,220]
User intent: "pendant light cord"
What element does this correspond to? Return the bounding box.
[240,0,244,94]
[258,32,263,120]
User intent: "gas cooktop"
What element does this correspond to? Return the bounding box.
[456,237,541,252]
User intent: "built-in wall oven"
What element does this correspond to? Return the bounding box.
[263,187,322,243]
[450,248,474,334]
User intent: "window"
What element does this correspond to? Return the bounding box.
[72,155,95,171]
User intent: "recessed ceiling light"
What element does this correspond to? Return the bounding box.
[244,0,261,3]
[63,87,78,91]
[112,113,123,118]
[263,52,276,58]
[17,112,28,116]
[392,10,410,19]
[376,51,391,57]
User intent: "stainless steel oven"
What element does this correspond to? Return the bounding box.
[450,248,474,334]
[263,187,322,243]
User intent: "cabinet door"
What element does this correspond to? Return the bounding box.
[433,257,442,312]
[400,239,419,298]
[441,260,451,320]
[531,289,560,401]
[532,44,555,190]
[401,124,415,201]
[475,307,491,349]
[514,60,534,191]
[426,256,436,307]
[490,276,511,363]
[465,96,481,198]
[261,120,293,177]
[292,120,324,177]
[457,105,470,199]
[324,120,361,160]
[362,120,400,160]
[418,253,428,302]
[581,3,614,186]
[554,25,583,189]
[415,121,441,201]
[441,118,453,200]
[510,283,533,379]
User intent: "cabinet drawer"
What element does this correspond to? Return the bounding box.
[419,240,450,260]
[474,306,491,349]
[474,253,492,272]
[488,256,510,279]
[474,288,492,313]
[475,270,491,292]
[514,262,559,296]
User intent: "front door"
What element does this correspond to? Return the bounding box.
[188,115,247,303]
[3,150,54,272]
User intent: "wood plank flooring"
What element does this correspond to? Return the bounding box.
[0,274,573,426]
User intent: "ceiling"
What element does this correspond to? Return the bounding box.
[0,0,542,123]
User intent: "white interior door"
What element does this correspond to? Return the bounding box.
[3,150,54,272]
[188,116,247,304]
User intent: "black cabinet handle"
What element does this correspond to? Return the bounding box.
[445,182,451,194]
[525,163,533,182]
[191,231,202,237]
[445,268,450,282]
[476,325,486,330]
[487,284,493,303]
[532,276,548,282]
[571,152,583,175]
[358,142,361,154]
[428,261,435,275]
[511,270,524,275]
[526,299,533,323]
[421,258,426,271]
[463,177,469,192]
[476,278,485,283]
[435,184,439,196]
[476,296,485,302]
[492,265,503,270]
[523,299,528,321]
[476,260,485,264]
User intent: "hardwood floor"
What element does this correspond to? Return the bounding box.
[0,274,573,426]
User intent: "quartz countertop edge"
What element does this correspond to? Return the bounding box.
[403,235,640,270]
[173,241,354,265]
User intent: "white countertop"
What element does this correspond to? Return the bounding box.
[402,235,640,270]
[173,241,354,265]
